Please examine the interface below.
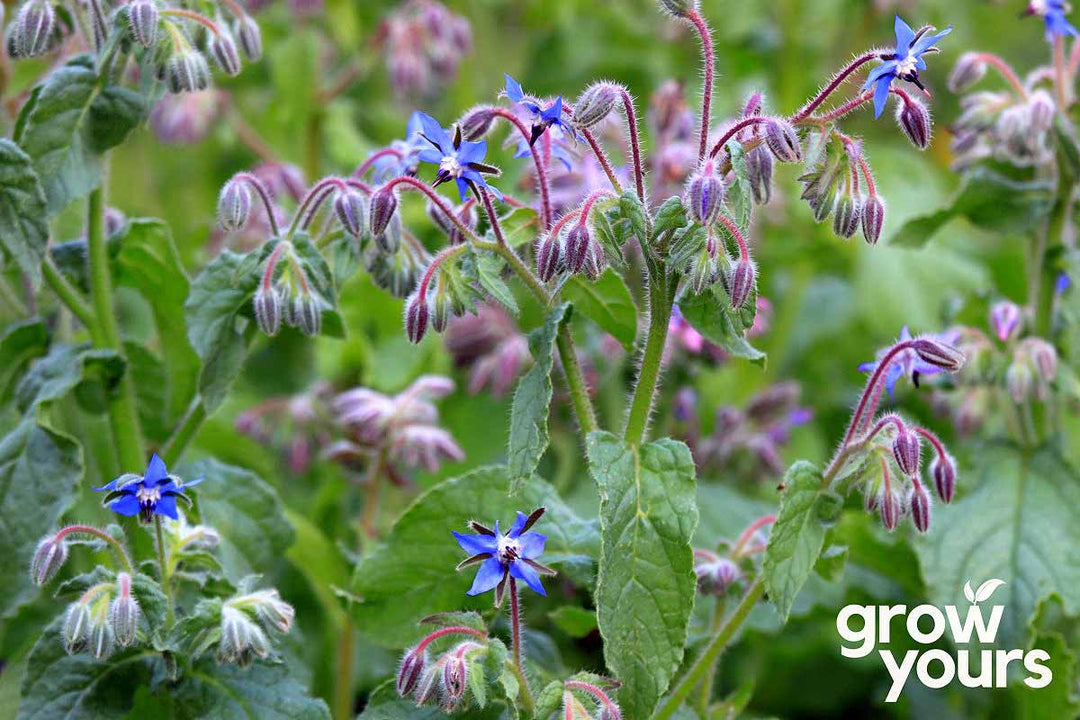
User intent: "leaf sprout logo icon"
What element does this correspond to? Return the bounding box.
[963,578,1006,606]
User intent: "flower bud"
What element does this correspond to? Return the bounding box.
[990,300,1021,342]
[219,605,271,667]
[930,454,956,504]
[110,573,140,647]
[656,0,699,17]
[128,0,159,48]
[1006,359,1033,403]
[948,53,987,92]
[746,147,773,205]
[1026,337,1057,382]
[406,292,430,344]
[892,428,921,477]
[909,483,932,533]
[764,119,801,162]
[1028,90,1055,133]
[896,97,931,150]
[573,82,619,128]
[695,557,740,596]
[685,163,725,225]
[218,178,252,231]
[375,213,403,255]
[861,194,885,245]
[370,186,399,237]
[63,601,92,654]
[431,290,451,333]
[441,652,468,709]
[334,190,367,237]
[11,0,55,58]
[565,224,590,274]
[414,667,440,705]
[30,534,67,586]
[687,247,718,295]
[210,33,242,77]
[459,105,497,141]
[166,51,211,94]
[253,286,282,336]
[397,647,427,697]
[832,193,860,239]
[90,617,115,660]
[245,588,295,633]
[880,490,900,531]
[295,294,322,337]
[864,487,879,513]
[235,15,262,61]
[728,259,755,309]
[536,233,563,282]
[583,235,606,281]
[912,337,965,372]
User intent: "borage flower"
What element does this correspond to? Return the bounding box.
[504,74,577,145]
[369,111,428,182]
[858,326,963,397]
[94,454,202,523]
[453,508,555,605]
[1024,0,1079,41]
[415,112,502,201]
[863,15,952,117]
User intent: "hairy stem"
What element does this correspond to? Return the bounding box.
[491,107,553,230]
[791,52,878,122]
[581,128,623,193]
[55,524,133,571]
[155,516,175,626]
[685,9,715,162]
[624,264,675,444]
[508,578,535,715]
[43,256,99,335]
[617,87,646,201]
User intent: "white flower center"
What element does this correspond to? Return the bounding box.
[1030,0,1050,16]
[895,55,917,77]
[136,485,162,505]
[497,535,521,565]
[439,155,463,178]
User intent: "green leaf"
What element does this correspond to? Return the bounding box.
[351,465,599,647]
[0,417,82,619]
[14,343,125,414]
[651,196,687,242]
[917,442,1080,647]
[586,431,698,720]
[677,285,765,366]
[181,458,296,578]
[0,319,49,403]
[889,168,1054,248]
[468,249,519,316]
[507,304,570,492]
[618,191,649,243]
[725,141,752,227]
[171,660,329,719]
[495,206,539,249]
[762,461,829,622]
[0,140,49,286]
[113,219,199,428]
[563,270,637,351]
[549,606,598,638]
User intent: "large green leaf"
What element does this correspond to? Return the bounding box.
[762,461,832,622]
[677,285,765,366]
[181,458,296,578]
[351,465,599,647]
[0,319,49,403]
[563,270,637,351]
[586,431,698,720]
[917,443,1080,647]
[14,343,124,414]
[507,303,570,492]
[171,660,329,719]
[0,140,49,285]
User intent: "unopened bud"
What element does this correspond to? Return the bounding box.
[573,82,619,128]
[431,291,451,333]
[441,652,468,708]
[166,51,211,94]
[110,573,140,647]
[90,617,115,660]
[62,601,92,654]
[695,557,740,595]
[832,194,860,239]
[764,119,801,162]
[897,96,931,150]
[406,292,430,344]
[861,194,885,245]
[688,247,718,295]
[912,337,965,372]
[295,294,322,337]
[219,605,271,667]
[375,213,403,254]
[686,163,725,225]
[536,233,563,282]
[892,429,921,477]
[930,454,956,504]
[909,483,932,533]
[565,224,590,274]
[334,190,367,237]
[990,300,1021,342]
[235,15,262,61]
[415,667,440,705]
[397,647,427,697]
[218,178,252,231]
[128,0,158,48]
[253,286,282,336]
[746,147,773,205]
[728,259,755,309]
[210,33,242,77]
[880,490,900,531]
[11,0,55,58]
[583,235,606,281]
[247,588,295,633]
[1006,359,1033,403]
[656,0,699,17]
[1028,90,1055,133]
[30,534,67,586]
[948,53,987,92]
[1026,337,1057,382]
[459,105,497,141]
[371,187,399,237]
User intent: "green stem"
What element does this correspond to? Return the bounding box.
[160,398,208,466]
[652,578,765,720]
[43,256,99,337]
[508,578,535,716]
[333,620,355,720]
[155,516,175,626]
[556,325,598,435]
[624,264,674,444]
[1032,190,1069,338]
[0,274,27,316]
[696,597,728,714]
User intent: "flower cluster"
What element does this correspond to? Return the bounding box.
[693,515,775,598]
[375,0,472,100]
[235,382,332,474]
[443,302,531,397]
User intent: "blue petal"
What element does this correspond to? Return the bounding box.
[518,531,546,559]
[509,511,529,538]
[541,96,564,123]
[857,361,878,374]
[109,493,141,516]
[418,148,444,165]
[94,478,119,492]
[873,75,893,118]
[155,494,178,520]
[885,363,903,397]
[484,183,503,202]
[466,557,505,596]
[417,112,452,153]
[893,15,915,54]
[406,110,423,138]
[144,453,168,487]
[509,559,546,596]
[453,531,498,556]
[182,475,204,488]
[457,139,488,165]
[455,178,470,202]
[911,26,953,56]
[862,61,897,91]
[552,145,574,172]
[513,140,530,159]
[157,479,179,494]
[899,326,912,341]
[522,101,542,116]
[504,74,524,103]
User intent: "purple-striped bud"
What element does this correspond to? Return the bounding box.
[397,648,427,697]
[1028,90,1055,133]
[931,454,956,504]
[459,105,497,141]
[440,652,468,709]
[235,15,262,61]
[295,294,322,337]
[832,194,860,239]
[695,557,740,596]
[63,601,92,654]
[91,617,115,660]
[896,97,931,150]
[746,147,773,205]
[565,224,590,274]
[253,286,282,336]
[375,213,402,255]
[334,190,366,237]
[861,194,885,245]
[11,0,55,58]
[764,119,801,162]
[128,0,159,48]
[431,292,451,333]
[864,487,879,513]
[948,53,987,93]
[912,337,966,372]
[110,573,140,647]
[990,300,1021,342]
[210,33,242,77]
[583,235,606,281]
[1026,337,1058,382]
[371,187,399,237]
[414,667,440,705]
[30,534,67,586]
[880,490,900,531]
[892,428,921,477]
[729,259,755,309]
[909,483,932,533]
[166,51,211,94]
[536,233,563,282]
[656,0,699,17]
[685,162,725,225]
[218,178,252,231]
[406,292,430,344]
[573,82,619,128]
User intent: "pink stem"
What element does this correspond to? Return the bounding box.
[352,148,405,178]
[563,681,620,715]
[383,176,481,243]
[491,107,552,231]
[414,625,488,653]
[685,9,715,163]
[972,52,1028,97]
[617,87,646,202]
[231,172,281,236]
[581,127,623,193]
[842,340,920,446]
[730,514,776,558]
[708,116,772,159]
[55,524,133,571]
[791,52,879,122]
[714,214,750,261]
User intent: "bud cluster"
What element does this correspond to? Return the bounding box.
[216,588,295,666]
[378,0,472,100]
[797,137,883,244]
[235,383,332,475]
[693,515,774,598]
[396,626,491,714]
[252,242,323,338]
[61,572,143,660]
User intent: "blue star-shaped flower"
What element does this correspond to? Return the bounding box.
[453,508,555,604]
[862,15,952,118]
[415,112,503,202]
[513,137,574,172]
[858,327,962,397]
[505,74,577,146]
[94,454,202,523]
[1025,0,1079,41]
[370,111,427,182]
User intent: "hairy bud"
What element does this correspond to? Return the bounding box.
[459,106,497,141]
[896,97,931,150]
[1026,337,1058,381]
[219,605,271,667]
[536,233,563,282]
[210,33,242,77]
[861,194,885,245]
[565,224,590,274]
[253,286,282,336]
[1006,359,1032,403]
[746,146,773,205]
[948,53,987,92]
[63,601,92,654]
[414,667,440,705]
[397,648,427,697]
[371,187,399,237]
[832,194,860,239]
[110,573,140,647]
[574,82,619,128]
[685,162,725,225]
[892,429,921,477]
[1028,90,1055,133]
[441,652,468,709]
[656,0,699,17]
[931,454,956,504]
[990,300,1021,342]
[128,0,159,48]
[406,292,430,344]
[728,259,755,309]
[166,51,211,94]
[91,617,115,660]
[583,234,606,281]
[30,534,67,586]
[879,490,900,532]
[235,15,262,61]
[695,557,740,596]
[11,0,55,58]
[911,337,965,372]
[764,119,801,162]
[293,295,321,337]
[334,190,367,237]
[375,213,403,255]
[909,483,932,533]
[218,178,252,231]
